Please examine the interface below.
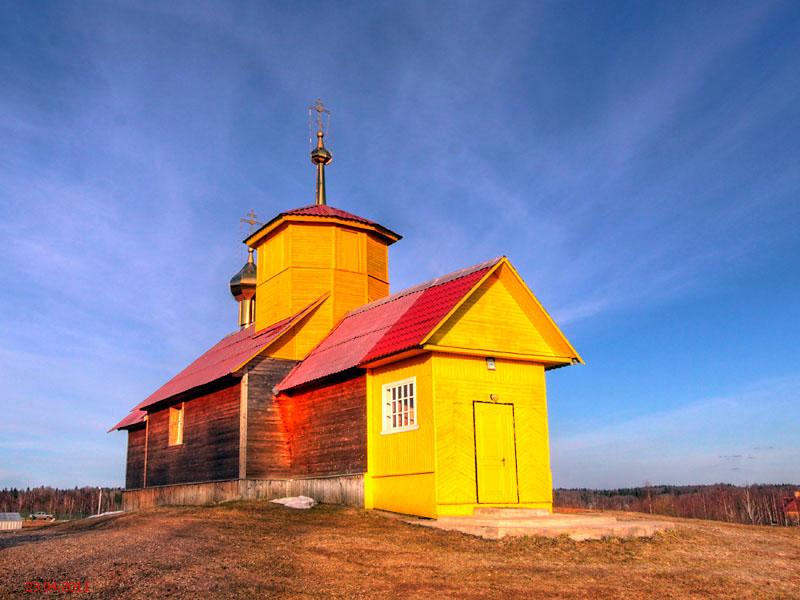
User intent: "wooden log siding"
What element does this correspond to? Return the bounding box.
[123,475,364,510]
[244,357,297,479]
[124,359,367,492]
[125,425,146,489]
[144,380,241,487]
[279,373,367,477]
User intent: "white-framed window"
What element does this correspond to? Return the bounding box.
[381,377,418,434]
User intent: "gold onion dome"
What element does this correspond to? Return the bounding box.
[310,131,332,165]
[310,130,332,206]
[230,248,257,301]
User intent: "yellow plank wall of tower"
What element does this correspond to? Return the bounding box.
[253,221,390,360]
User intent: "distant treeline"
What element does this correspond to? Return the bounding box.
[554,484,800,526]
[4,483,798,525]
[0,487,123,519]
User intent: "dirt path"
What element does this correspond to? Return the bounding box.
[1,502,798,599]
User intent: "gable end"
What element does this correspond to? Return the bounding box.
[424,259,582,365]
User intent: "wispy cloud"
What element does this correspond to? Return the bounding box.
[0,1,798,487]
[550,375,800,488]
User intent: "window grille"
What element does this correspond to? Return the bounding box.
[381,378,417,434]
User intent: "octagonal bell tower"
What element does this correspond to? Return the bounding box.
[243,101,401,360]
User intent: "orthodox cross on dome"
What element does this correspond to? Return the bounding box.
[240,209,263,234]
[309,99,333,206]
[309,99,330,137]
[238,209,264,260]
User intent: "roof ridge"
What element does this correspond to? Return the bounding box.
[346,256,503,317]
[276,258,502,392]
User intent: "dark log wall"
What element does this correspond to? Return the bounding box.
[145,380,240,487]
[278,373,367,477]
[245,357,297,479]
[125,425,146,489]
[123,361,368,489]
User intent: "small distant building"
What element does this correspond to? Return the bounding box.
[0,513,22,530]
[785,491,800,523]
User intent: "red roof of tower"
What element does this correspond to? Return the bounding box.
[276,258,502,392]
[282,204,378,224]
[244,204,401,246]
[108,297,325,431]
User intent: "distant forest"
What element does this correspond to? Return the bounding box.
[554,483,800,526]
[2,483,798,526]
[0,487,123,519]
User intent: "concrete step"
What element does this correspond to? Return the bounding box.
[505,521,675,542]
[412,517,676,541]
[436,515,619,527]
[472,507,551,517]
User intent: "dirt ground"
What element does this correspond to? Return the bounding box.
[1,501,798,599]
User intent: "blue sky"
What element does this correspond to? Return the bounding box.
[1,1,798,489]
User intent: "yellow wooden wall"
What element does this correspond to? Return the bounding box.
[366,235,389,302]
[432,352,552,512]
[254,222,390,359]
[428,263,576,360]
[365,354,437,518]
[364,351,553,517]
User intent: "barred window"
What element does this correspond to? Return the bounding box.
[381,377,418,434]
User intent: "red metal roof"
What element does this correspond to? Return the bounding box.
[276,258,501,392]
[109,297,325,431]
[109,409,146,432]
[245,204,401,245]
[282,204,379,225]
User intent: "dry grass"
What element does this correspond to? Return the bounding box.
[0,501,798,599]
[20,521,54,530]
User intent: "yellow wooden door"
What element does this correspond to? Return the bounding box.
[474,402,519,504]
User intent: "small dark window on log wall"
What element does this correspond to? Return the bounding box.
[169,403,184,446]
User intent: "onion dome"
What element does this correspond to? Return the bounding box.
[310,131,332,166]
[230,248,257,301]
[310,130,333,206]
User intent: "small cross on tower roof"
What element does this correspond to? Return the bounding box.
[240,209,263,234]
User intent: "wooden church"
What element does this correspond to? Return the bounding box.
[111,103,582,518]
